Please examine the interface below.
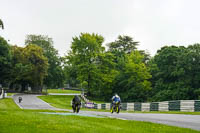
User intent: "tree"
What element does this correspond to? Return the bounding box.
[113,51,152,102]
[185,44,200,99]
[0,19,4,29]
[139,50,151,64]
[0,36,11,84]
[25,35,65,88]
[65,33,118,100]
[149,46,188,101]
[9,45,31,91]
[106,35,152,102]
[63,52,79,88]
[149,45,200,101]
[107,35,136,71]
[23,44,49,92]
[107,35,139,53]
[67,33,105,96]
[96,52,118,100]
[9,44,48,92]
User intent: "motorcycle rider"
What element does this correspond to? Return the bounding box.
[72,95,81,113]
[111,93,121,107]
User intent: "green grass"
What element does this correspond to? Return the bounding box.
[87,96,106,104]
[46,89,104,104]
[39,95,74,109]
[92,100,106,104]
[0,98,20,110]
[6,93,16,96]
[0,98,200,133]
[47,89,81,94]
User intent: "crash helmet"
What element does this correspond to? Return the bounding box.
[115,93,119,98]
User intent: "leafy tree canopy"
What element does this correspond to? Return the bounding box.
[67,33,105,95]
[149,45,200,101]
[113,51,152,102]
[25,35,65,88]
[0,36,11,83]
[107,35,139,53]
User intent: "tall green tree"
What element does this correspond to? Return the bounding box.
[63,52,79,88]
[107,35,152,102]
[96,52,118,100]
[0,36,11,84]
[67,33,105,96]
[23,44,49,91]
[10,45,30,91]
[149,45,200,101]
[0,19,4,29]
[107,35,150,69]
[113,51,152,102]
[184,44,200,99]
[25,35,65,88]
[149,46,187,101]
[9,44,48,92]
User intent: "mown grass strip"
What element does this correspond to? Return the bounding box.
[47,89,81,94]
[39,95,74,109]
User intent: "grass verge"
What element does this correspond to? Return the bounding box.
[6,93,16,96]
[39,95,74,109]
[47,89,81,94]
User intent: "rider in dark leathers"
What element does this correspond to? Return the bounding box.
[72,95,81,113]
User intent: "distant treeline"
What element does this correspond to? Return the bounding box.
[0,33,200,102]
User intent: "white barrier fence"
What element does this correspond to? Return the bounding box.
[84,100,200,112]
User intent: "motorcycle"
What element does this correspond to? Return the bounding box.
[110,101,120,114]
[72,103,81,113]
[18,97,22,103]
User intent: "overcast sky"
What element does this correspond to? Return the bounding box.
[1,0,200,56]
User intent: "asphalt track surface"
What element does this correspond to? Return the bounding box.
[13,94,200,131]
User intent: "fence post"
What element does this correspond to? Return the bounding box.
[159,101,169,111]
[105,103,110,110]
[127,103,134,111]
[142,103,150,112]
[180,100,195,112]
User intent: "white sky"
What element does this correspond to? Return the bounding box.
[1,0,200,56]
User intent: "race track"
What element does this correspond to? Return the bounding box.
[13,94,200,131]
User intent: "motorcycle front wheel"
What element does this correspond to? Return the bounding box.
[110,106,114,113]
[116,106,120,113]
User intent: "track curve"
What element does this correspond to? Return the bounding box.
[13,94,200,131]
